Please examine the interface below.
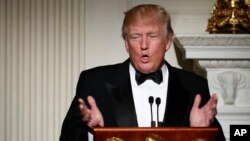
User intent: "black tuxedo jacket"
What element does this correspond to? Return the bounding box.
[60,59,226,141]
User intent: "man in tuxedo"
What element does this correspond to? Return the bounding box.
[60,4,226,141]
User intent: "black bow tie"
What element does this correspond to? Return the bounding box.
[135,70,163,85]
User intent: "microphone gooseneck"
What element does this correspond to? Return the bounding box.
[148,96,155,127]
[156,97,161,127]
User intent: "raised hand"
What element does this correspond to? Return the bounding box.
[78,96,104,128]
[190,93,218,127]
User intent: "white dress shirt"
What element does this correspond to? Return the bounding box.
[129,64,169,127]
[88,64,169,140]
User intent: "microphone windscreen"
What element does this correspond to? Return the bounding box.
[148,96,154,104]
[156,97,161,105]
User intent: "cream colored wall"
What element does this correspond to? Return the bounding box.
[0,0,217,141]
[84,0,216,69]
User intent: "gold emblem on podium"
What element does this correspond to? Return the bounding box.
[192,138,209,141]
[145,134,163,141]
[105,137,124,141]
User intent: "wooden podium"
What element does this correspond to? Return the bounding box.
[93,127,218,141]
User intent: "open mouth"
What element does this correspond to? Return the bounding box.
[141,54,149,63]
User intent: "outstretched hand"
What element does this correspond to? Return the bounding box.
[78,96,104,128]
[190,93,218,127]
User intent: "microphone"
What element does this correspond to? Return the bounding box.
[156,97,161,127]
[148,96,155,127]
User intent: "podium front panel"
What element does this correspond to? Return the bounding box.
[93,127,218,141]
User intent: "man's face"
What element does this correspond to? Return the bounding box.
[125,23,172,74]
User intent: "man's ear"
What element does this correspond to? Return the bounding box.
[124,39,129,52]
[165,37,173,51]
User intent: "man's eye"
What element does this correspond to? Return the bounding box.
[149,34,158,38]
[130,35,140,39]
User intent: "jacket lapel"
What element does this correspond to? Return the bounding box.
[163,62,191,126]
[105,59,138,127]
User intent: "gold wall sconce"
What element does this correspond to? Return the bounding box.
[207,0,250,33]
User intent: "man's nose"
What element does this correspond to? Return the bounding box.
[140,36,148,50]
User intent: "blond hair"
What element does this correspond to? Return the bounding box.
[122,4,174,40]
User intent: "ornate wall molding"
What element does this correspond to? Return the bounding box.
[214,71,247,105]
[195,60,250,69]
[175,34,250,59]
[176,34,250,46]
[175,34,250,141]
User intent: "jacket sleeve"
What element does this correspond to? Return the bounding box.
[60,72,91,141]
